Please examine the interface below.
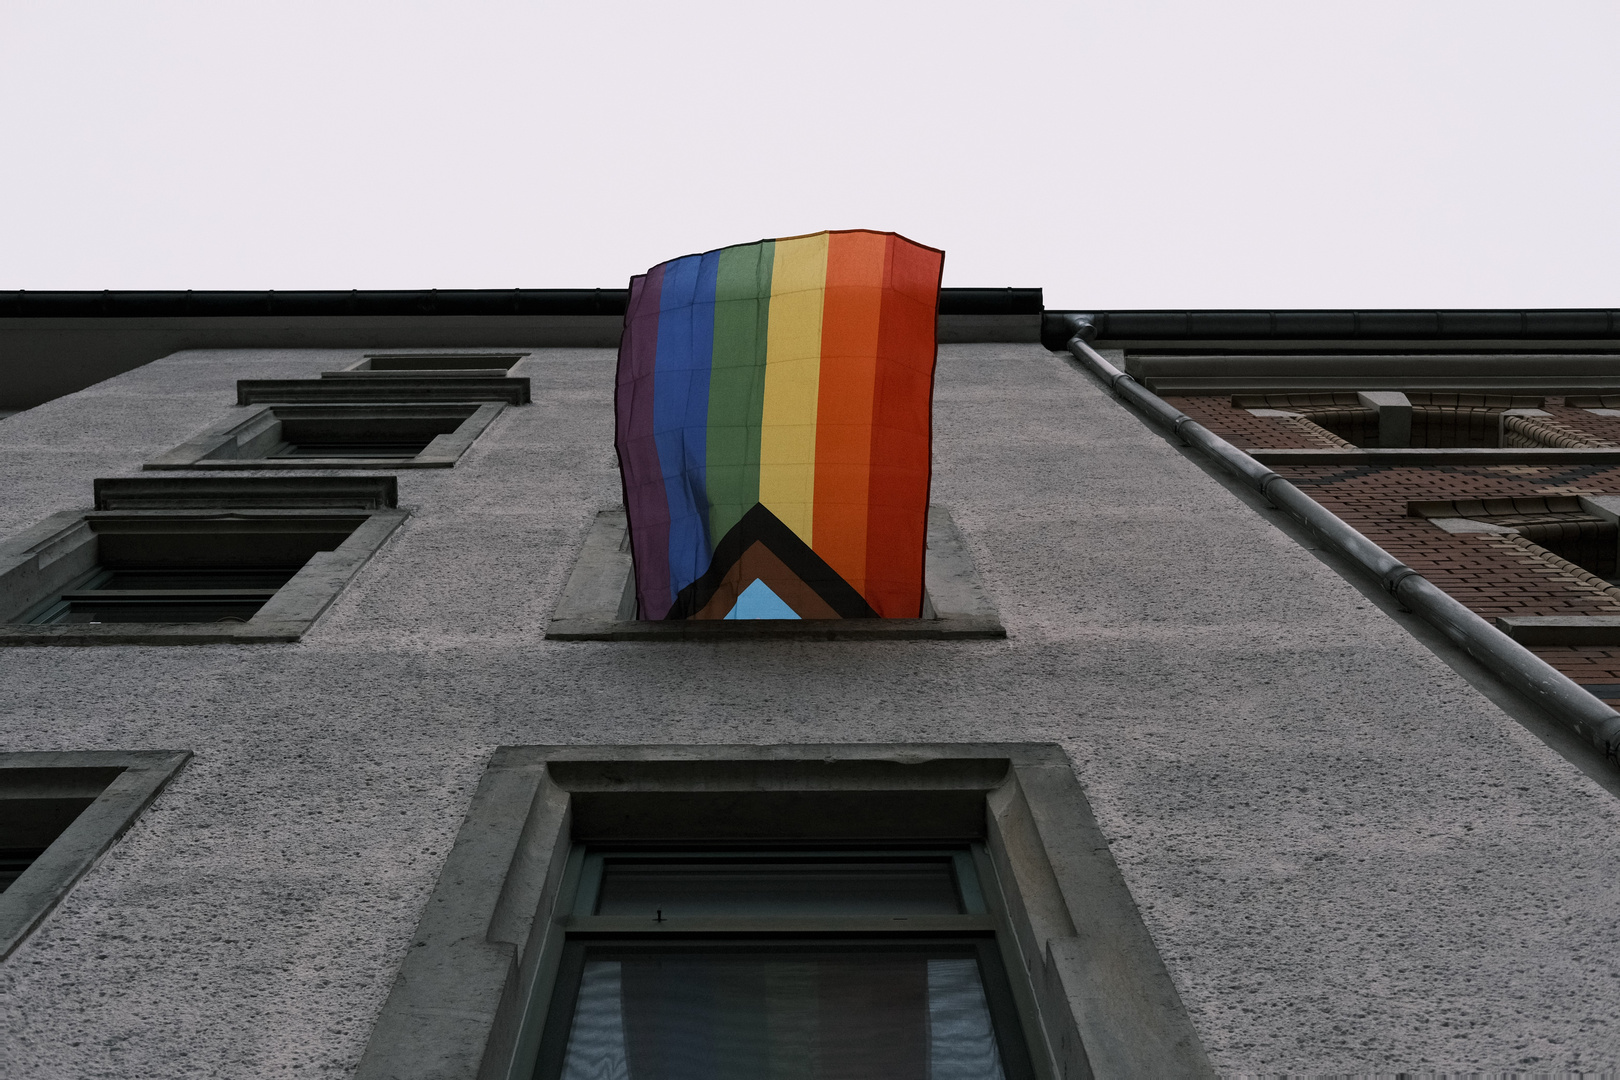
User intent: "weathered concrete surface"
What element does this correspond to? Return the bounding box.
[1,344,1619,1076]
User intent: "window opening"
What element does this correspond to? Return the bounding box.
[1233,392,1562,448]
[0,777,106,893]
[534,847,1030,1080]
[0,850,42,892]
[22,566,302,624]
[264,411,462,459]
[352,352,527,373]
[147,403,506,469]
[7,515,367,626]
[0,769,114,892]
[0,753,191,959]
[1411,497,1618,578]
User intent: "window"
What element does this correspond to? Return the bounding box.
[538,848,1033,1080]
[0,751,190,959]
[546,506,1005,640]
[353,745,1210,1080]
[146,403,504,469]
[0,476,405,644]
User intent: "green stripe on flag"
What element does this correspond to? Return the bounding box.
[706,240,773,549]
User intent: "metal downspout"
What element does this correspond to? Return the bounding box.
[1056,315,1620,763]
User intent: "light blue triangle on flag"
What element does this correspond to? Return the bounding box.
[724,578,801,619]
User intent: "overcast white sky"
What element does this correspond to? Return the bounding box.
[1,1,1615,309]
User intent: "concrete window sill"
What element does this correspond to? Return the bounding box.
[1497,616,1620,646]
[545,505,1005,640]
[237,376,530,405]
[330,351,528,375]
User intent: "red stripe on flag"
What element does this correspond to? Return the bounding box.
[863,239,943,617]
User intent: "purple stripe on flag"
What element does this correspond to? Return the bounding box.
[617,266,673,618]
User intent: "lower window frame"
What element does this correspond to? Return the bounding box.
[533,932,1036,1080]
[526,840,1038,1080]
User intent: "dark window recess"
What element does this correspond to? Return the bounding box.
[16,516,365,626]
[266,413,461,459]
[353,353,526,373]
[0,850,43,892]
[147,403,506,470]
[1410,497,1618,577]
[536,849,1030,1080]
[0,767,120,893]
[0,753,191,958]
[24,567,300,624]
[1486,514,1615,576]
[1409,403,1516,448]
[1233,393,1546,448]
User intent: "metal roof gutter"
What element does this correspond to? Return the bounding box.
[1041,309,1620,349]
[1052,314,1620,765]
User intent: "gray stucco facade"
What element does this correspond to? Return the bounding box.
[3,341,1620,1076]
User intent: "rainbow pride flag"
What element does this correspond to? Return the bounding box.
[616,230,944,621]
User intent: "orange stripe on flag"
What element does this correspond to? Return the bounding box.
[812,230,889,596]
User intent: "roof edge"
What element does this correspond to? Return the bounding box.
[0,287,1043,319]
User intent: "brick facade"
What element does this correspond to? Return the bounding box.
[1168,394,1620,701]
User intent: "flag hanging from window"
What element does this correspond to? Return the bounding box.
[615,230,944,620]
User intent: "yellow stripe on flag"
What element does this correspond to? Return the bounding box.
[759,232,829,543]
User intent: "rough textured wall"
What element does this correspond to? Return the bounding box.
[1,345,1618,1076]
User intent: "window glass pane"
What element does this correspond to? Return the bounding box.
[595,859,962,918]
[558,949,1007,1080]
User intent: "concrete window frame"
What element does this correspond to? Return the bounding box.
[546,506,1006,640]
[330,352,530,376]
[355,743,1211,1080]
[143,402,505,470]
[0,476,405,645]
[0,750,191,959]
[237,375,530,406]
